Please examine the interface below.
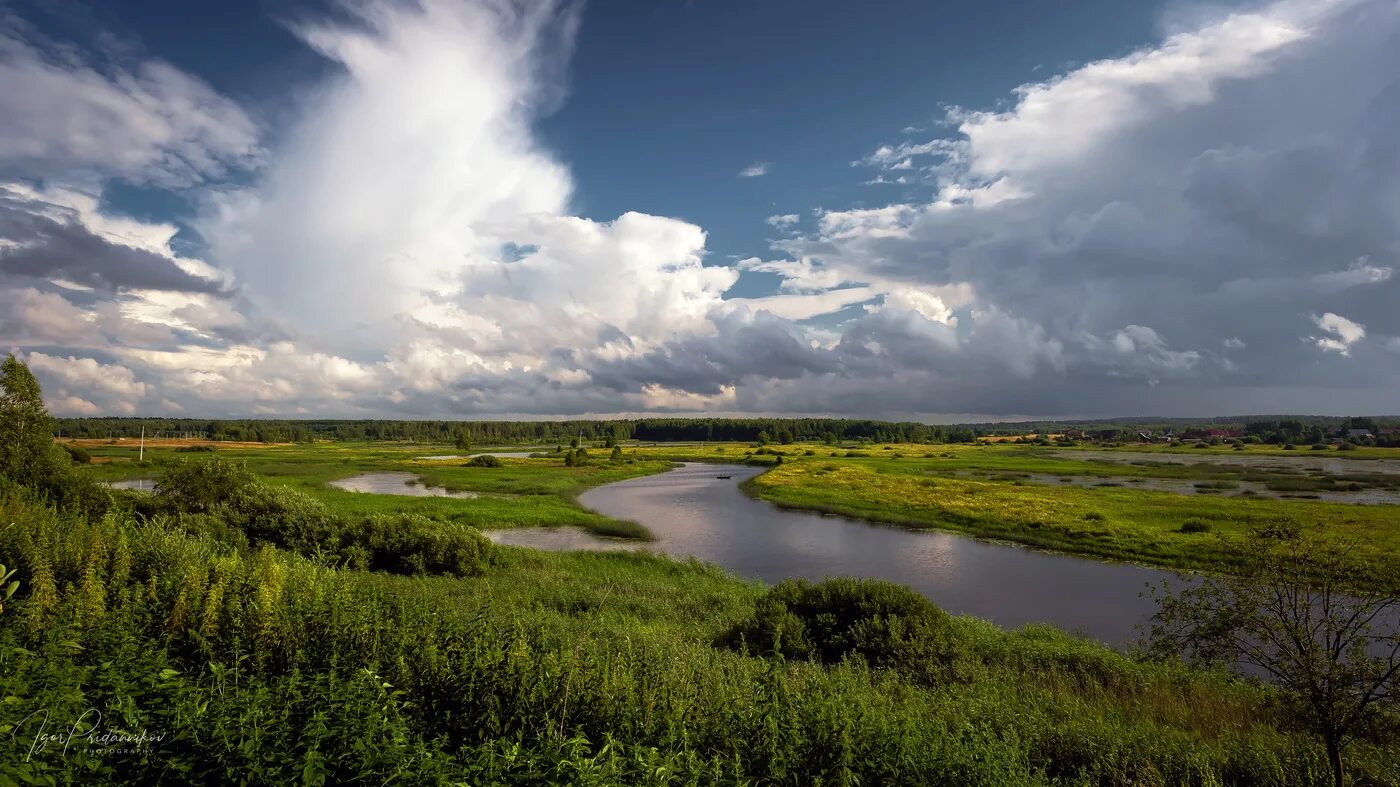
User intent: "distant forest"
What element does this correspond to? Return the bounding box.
[51,417,979,444]
[50,414,1398,445]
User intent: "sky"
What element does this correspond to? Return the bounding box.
[1,0,1398,421]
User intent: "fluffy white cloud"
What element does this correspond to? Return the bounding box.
[765,0,1400,414]
[0,19,260,186]
[738,162,769,178]
[726,287,877,321]
[25,352,146,415]
[1311,312,1366,355]
[5,0,1400,419]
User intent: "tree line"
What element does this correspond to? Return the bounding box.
[50,417,983,445]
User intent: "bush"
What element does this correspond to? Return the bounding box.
[60,443,91,464]
[231,483,339,552]
[1179,518,1212,534]
[719,578,966,684]
[1283,444,1297,450]
[157,457,338,555]
[155,456,260,513]
[1083,512,1106,522]
[175,444,217,453]
[465,454,503,468]
[154,457,491,576]
[1311,443,1329,451]
[338,514,494,576]
[1337,442,1357,452]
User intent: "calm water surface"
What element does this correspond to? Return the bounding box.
[105,478,155,491]
[508,463,1185,644]
[418,451,541,460]
[329,472,479,499]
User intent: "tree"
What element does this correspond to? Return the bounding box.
[610,445,623,463]
[0,354,59,486]
[454,431,472,451]
[1149,522,1399,787]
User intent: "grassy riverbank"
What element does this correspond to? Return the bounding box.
[0,405,1376,783]
[746,460,1400,579]
[3,479,1397,784]
[74,438,1400,585]
[611,441,1400,585]
[72,440,669,540]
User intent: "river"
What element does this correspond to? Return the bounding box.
[493,463,1182,645]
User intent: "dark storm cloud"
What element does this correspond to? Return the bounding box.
[0,198,227,294]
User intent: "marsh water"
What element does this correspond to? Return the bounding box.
[418,450,541,460]
[329,471,479,498]
[105,478,155,491]
[1067,449,1400,476]
[948,469,1400,504]
[495,463,1179,644]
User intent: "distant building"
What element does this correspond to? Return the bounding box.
[1181,428,1243,441]
[1346,428,1374,439]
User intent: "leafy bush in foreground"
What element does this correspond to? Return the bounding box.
[339,513,494,576]
[720,578,967,684]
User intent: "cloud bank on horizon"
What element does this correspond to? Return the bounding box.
[1,0,1398,419]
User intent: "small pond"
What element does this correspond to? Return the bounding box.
[105,478,156,491]
[329,472,479,499]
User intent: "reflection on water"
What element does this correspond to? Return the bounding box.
[576,463,1180,645]
[488,527,643,552]
[418,451,540,460]
[106,478,155,491]
[329,472,479,499]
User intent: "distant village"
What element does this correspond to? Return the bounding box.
[1036,418,1399,448]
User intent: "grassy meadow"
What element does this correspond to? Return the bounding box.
[71,439,670,540]
[616,440,1400,584]
[2,428,1396,783]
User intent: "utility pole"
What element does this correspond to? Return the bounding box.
[139,425,145,462]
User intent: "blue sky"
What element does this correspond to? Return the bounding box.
[2,0,1398,419]
[21,0,1173,289]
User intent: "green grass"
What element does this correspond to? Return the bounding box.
[1,483,1395,785]
[742,455,1400,584]
[75,441,667,541]
[77,439,1400,584]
